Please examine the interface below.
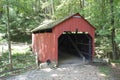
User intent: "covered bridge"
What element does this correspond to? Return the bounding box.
[32,13,95,65]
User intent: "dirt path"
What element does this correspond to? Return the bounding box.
[4,63,107,80]
[1,49,108,80]
[109,64,120,80]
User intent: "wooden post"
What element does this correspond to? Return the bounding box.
[86,34,92,61]
[35,52,39,68]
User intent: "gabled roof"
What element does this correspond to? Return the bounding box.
[31,13,96,32]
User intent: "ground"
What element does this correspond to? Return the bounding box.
[109,63,120,80]
[5,64,107,80]
[1,53,108,80]
[1,63,120,80]
[0,42,120,80]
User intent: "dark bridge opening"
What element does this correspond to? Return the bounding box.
[58,32,92,65]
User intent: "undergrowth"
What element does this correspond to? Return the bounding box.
[99,66,110,75]
[98,65,111,80]
[0,50,35,77]
[111,60,120,63]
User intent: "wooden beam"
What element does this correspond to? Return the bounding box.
[85,34,92,61]
[35,52,39,68]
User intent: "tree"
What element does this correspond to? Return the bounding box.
[6,0,12,69]
[0,0,120,61]
[110,0,119,60]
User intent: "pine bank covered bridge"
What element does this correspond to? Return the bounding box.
[31,13,95,65]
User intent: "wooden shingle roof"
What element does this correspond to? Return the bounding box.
[31,13,96,32]
[31,13,80,32]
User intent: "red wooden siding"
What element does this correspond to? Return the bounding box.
[32,33,57,62]
[53,14,95,62]
[32,13,95,64]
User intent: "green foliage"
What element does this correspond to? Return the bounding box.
[111,60,120,63]
[0,0,44,43]
[0,50,35,75]
[95,36,112,59]
[0,0,120,60]
[1,0,120,77]
[0,34,6,43]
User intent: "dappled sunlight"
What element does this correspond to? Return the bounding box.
[17,75,28,80]
[0,43,35,77]
[51,74,58,77]
[11,43,30,54]
[42,68,52,72]
[57,67,67,71]
[99,73,107,77]
[0,43,30,55]
[74,70,78,73]
[111,63,117,68]
[6,64,107,80]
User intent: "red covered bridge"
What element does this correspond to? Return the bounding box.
[32,13,95,65]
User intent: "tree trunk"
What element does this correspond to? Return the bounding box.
[51,0,54,15]
[35,0,37,13]
[79,0,84,16]
[110,0,118,60]
[79,0,83,9]
[6,0,12,69]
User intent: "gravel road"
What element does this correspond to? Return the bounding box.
[6,63,107,80]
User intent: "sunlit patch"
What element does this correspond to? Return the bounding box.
[51,74,58,77]
[111,63,116,68]
[17,75,27,80]
[42,68,52,72]
[99,73,106,77]
[74,71,78,73]
[57,68,66,71]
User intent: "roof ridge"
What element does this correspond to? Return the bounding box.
[31,13,79,32]
[31,13,95,33]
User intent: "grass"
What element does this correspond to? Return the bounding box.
[111,60,120,63]
[0,32,35,77]
[0,34,6,44]
[99,66,110,76]
[0,32,31,44]
[0,50,36,77]
[11,32,32,43]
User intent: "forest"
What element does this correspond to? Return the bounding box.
[0,0,120,78]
